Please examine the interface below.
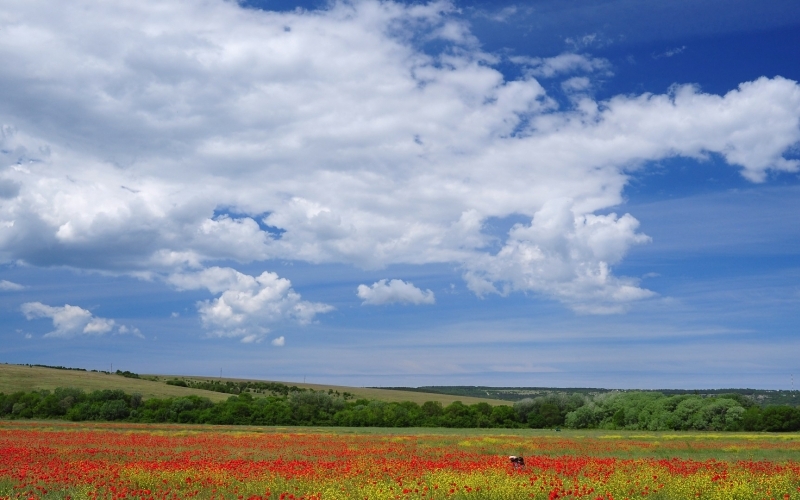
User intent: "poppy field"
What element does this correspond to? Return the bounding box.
[2,421,800,499]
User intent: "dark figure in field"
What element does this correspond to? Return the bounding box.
[509,456,525,469]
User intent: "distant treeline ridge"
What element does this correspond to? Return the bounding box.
[165,377,355,399]
[381,385,800,407]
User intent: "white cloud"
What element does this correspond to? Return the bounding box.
[565,33,603,51]
[117,325,144,338]
[464,199,654,313]
[271,336,285,347]
[168,267,333,341]
[0,279,24,291]
[653,46,687,59]
[358,279,436,305]
[511,52,611,78]
[562,76,591,93]
[0,0,798,314]
[473,5,527,23]
[21,302,116,338]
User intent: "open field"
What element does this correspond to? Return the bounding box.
[2,421,800,499]
[0,364,509,406]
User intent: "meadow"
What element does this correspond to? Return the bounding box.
[2,421,800,499]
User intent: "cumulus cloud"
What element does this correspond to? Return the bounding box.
[464,199,654,313]
[271,336,285,347]
[20,302,126,338]
[357,279,436,305]
[0,0,798,314]
[168,267,333,341]
[0,279,24,291]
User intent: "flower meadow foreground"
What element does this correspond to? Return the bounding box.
[2,422,800,499]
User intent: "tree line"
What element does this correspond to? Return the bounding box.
[2,388,800,431]
[165,378,354,399]
[513,391,800,431]
[0,388,517,427]
[387,385,800,406]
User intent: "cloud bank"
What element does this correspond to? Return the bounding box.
[1,0,799,317]
[358,279,436,305]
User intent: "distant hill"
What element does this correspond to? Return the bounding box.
[11,364,796,408]
[0,364,231,402]
[376,386,800,407]
[0,364,509,406]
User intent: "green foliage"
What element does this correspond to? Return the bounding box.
[382,385,800,407]
[513,393,584,428]
[421,401,443,418]
[0,387,518,428]
[2,386,800,431]
[489,405,518,428]
[510,390,798,432]
[561,392,761,431]
[163,378,339,399]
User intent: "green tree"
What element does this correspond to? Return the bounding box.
[490,405,518,427]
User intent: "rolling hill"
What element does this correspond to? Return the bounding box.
[0,364,510,406]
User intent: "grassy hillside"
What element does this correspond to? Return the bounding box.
[0,364,231,402]
[0,364,510,406]
[166,374,511,406]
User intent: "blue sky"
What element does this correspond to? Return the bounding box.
[1,0,799,389]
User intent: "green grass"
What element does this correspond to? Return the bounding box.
[5,420,799,462]
[0,364,510,406]
[263,427,800,462]
[264,426,800,461]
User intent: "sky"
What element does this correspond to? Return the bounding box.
[1,0,799,390]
